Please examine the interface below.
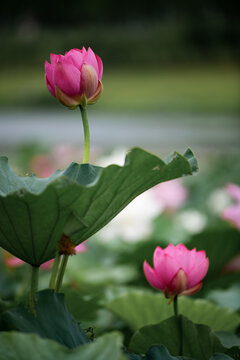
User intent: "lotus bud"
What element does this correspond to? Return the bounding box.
[45,47,103,109]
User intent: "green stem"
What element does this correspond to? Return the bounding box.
[173,295,178,316]
[55,254,69,292]
[29,265,39,313]
[173,296,183,356]
[79,105,90,163]
[49,252,61,289]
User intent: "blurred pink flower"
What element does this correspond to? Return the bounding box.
[75,242,88,253]
[40,259,54,270]
[144,244,209,299]
[31,154,55,178]
[31,144,82,178]
[222,254,240,273]
[52,144,79,165]
[226,183,240,202]
[152,179,188,213]
[4,242,87,270]
[45,47,103,108]
[221,183,240,230]
[4,256,24,267]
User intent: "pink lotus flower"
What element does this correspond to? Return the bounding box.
[152,179,188,213]
[144,244,209,299]
[45,47,103,109]
[221,183,240,230]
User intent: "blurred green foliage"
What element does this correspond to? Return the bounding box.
[0,65,239,113]
[1,2,239,113]
[1,21,239,69]
[1,1,239,64]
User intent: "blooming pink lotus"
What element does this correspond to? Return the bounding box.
[221,183,240,230]
[45,47,103,109]
[144,244,209,299]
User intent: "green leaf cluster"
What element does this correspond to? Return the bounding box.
[103,289,240,333]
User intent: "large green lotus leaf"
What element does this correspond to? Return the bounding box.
[103,289,240,332]
[129,315,225,359]
[0,331,126,360]
[0,289,89,348]
[0,147,197,266]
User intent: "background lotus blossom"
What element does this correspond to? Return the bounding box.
[144,244,209,299]
[221,183,240,230]
[152,179,188,213]
[45,47,103,108]
[31,144,82,178]
[222,255,240,274]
